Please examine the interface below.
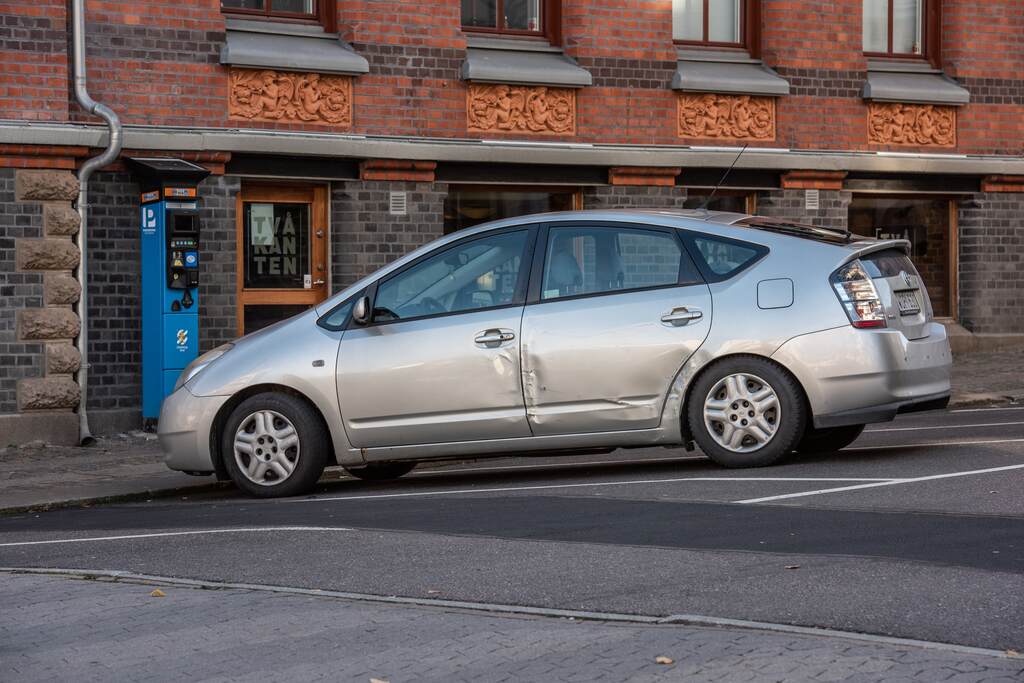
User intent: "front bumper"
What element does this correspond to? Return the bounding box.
[158,386,230,473]
[772,322,952,429]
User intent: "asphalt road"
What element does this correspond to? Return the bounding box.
[2,405,1023,656]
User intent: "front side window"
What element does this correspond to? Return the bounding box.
[673,0,743,45]
[374,231,530,322]
[541,226,700,301]
[863,0,925,56]
[462,0,544,34]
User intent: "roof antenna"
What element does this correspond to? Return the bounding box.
[698,143,748,212]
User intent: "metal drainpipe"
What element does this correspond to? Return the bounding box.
[72,0,122,445]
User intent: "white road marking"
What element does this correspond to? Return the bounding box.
[847,437,1024,450]
[295,477,897,503]
[866,421,1024,433]
[950,405,1024,413]
[736,463,1024,504]
[0,527,352,548]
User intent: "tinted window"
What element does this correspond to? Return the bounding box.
[541,226,698,300]
[691,235,761,278]
[374,231,529,322]
[318,297,356,330]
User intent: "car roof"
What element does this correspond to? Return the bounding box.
[468,208,749,231]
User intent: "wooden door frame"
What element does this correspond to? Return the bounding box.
[235,182,330,336]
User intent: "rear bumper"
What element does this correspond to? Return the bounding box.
[158,386,230,473]
[771,322,952,429]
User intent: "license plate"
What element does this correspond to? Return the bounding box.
[895,290,920,315]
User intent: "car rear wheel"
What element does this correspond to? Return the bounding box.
[795,424,865,454]
[222,392,328,498]
[343,462,416,481]
[688,356,806,468]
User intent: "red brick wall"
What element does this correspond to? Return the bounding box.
[2,0,1023,155]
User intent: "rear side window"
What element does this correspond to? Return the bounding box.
[687,234,766,280]
[540,226,702,301]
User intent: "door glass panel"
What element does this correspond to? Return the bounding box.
[243,202,310,289]
[444,188,576,233]
[848,196,949,316]
[374,231,529,322]
[672,0,704,40]
[683,193,750,213]
[243,304,309,335]
[541,227,692,300]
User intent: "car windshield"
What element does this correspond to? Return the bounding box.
[735,218,860,245]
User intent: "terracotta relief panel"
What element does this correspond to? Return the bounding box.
[467,84,576,135]
[867,102,956,146]
[677,93,775,141]
[228,68,352,127]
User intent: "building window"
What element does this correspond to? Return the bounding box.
[444,186,578,234]
[462,0,557,40]
[863,0,934,57]
[673,0,746,46]
[222,0,335,30]
[848,196,954,317]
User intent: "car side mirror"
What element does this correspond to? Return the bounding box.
[352,295,371,325]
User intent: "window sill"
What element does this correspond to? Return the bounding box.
[221,18,368,76]
[461,35,591,88]
[862,59,969,106]
[673,47,789,97]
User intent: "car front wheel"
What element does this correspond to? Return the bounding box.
[688,356,806,468]
[222,392,328,498]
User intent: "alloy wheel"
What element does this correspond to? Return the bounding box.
[703,373,781,453]
[233,410,300,486]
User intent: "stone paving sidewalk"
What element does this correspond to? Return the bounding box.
[1,572,1021,683]
[1,350,1021,513]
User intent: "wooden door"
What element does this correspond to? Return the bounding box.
[236,184,329,335]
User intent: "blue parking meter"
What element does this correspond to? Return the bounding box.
[127,158,211,420]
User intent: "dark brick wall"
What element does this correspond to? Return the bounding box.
[581,185,688,210]
[755,189,852,232]
[198,175,239,350]
[85,172,238,412]
[958,192,1024,335]
[85,172,140,411]
[330,180,447,291]
[0,169,45,415]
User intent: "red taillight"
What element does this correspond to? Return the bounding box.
[830,260,887,329]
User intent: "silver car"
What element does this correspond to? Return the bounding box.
[159,210,952,497]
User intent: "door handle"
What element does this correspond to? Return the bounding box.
[474,329,515,346]
[661,307,703,326]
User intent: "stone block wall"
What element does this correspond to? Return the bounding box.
[0,169,82,425]
[755,189,853,232]
[581,185,688,210]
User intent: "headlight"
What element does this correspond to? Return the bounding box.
[174,343,234,391]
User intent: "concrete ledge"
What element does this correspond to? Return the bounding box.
[0,412,78,446]
[946,322,1024,354]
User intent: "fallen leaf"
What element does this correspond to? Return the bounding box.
[1006,649,1020,657]
[370,678,390,683]
[785,565,801,570]
[655,656,674,665]
[426,590,440,594]
[149,589,166,598]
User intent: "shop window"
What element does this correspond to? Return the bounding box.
[848,196,953,317]
[444,186,578,234]
[221,0,336,30]
[674,0,756,49]
[863,0,938,60]
[462,0,559,41]
[683,191,755,214]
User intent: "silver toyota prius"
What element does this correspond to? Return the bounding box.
[159,210,952,497]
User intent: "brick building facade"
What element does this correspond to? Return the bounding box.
[1,0,1022,442]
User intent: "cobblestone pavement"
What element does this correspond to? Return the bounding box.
[1,572,1021,683]
[1,350,1022,513]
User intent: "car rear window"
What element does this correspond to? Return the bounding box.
[687,234,766,280]
[861,249,918,278]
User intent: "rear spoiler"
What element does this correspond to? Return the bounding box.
[842,239,912,263]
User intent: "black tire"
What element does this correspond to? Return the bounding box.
[221,392,329,498]
[343,462,416,481]
[795,424,865,454]
[687,355,806,468]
